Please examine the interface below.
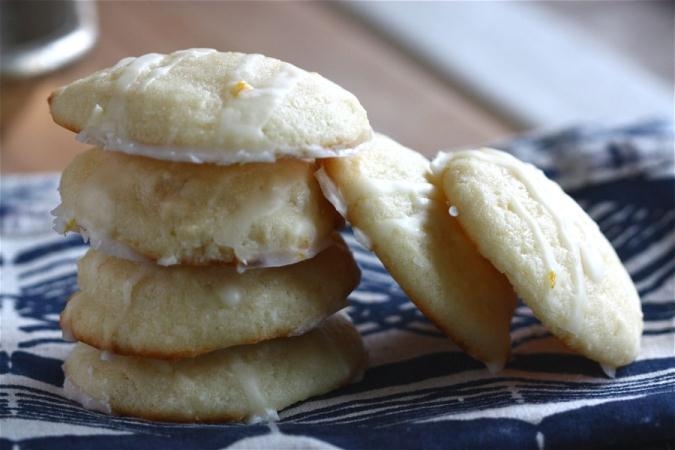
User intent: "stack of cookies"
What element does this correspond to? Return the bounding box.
[49,49,370,422]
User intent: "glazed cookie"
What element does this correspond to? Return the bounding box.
[53,147,342,267]
[431,149,643,370]
[61,238,360,359]
[49,49,372,164]
[62,313,367,423]
[319,134,517,371]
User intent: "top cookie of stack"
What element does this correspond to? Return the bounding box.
[50,48,371,164]
[50,49,370,422]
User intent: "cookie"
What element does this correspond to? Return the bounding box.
[62,313,367,423]
[431,148,643,369]
[319,134,517,371]
[53,147,342,267]
[49,49,372,164]
[61,238,360,359]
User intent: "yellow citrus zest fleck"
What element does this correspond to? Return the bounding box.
[65,219,78,233]
[230,80,253,96]
[548,270,557,289]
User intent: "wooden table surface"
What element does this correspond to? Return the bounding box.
[1,2,519,173]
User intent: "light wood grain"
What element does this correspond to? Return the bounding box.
[1,2,517,173]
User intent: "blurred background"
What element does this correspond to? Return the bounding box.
[1,0,673,172]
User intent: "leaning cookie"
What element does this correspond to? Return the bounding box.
[431,149,643,371]
[63,313,367,423]
[319,134,517,371]
[53,147,342,267]
[61,237,360,359]
[49,49,372,164]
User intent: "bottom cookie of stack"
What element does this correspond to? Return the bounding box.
[63,313,366,423]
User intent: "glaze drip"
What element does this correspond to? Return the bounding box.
[218,53,304,151]
[447,149,607,332]
[229,355,279,423]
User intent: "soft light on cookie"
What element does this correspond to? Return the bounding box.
[432,148,643,370]
[321,134,517,371]
[49,49,372,164]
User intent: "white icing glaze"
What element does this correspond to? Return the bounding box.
[92,53,165,134]
[430,150,454,176]
[110,56,135,71]
[53,205,149,262]
[358,176,434,238]
[78,226,149,263]
[385,216,426,236]
[205,177,328,270]
[83,50,216,146]
[365,179,434,199]
[156,255,179,266]
[217,54,304,152]
[138,48,216,91]
[600,363,616,378]
[580,244,606,282]
[314,167,348,217]
[122,269,146,304]
[51,204,71,234]
[229,356,279,423]
[75,132,365,165]
[509,198,559,281]
[53,194,330,269]
[234,235,332,272]
[74,50,371,164]
[62,378,112,414]
[220,286,242,307]
[442,149,608,333]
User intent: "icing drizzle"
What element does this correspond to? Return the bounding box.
[444,149,607,333]
[229,355,279,423]
[83,49,216,142]
[73,50,368,164]
[62,378,112,414]
[51,203,330,270]
[122,268,146,305]
[217,53,304,151]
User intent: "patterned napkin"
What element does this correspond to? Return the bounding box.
[1,119,673,450]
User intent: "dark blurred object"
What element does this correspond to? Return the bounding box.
[0,0,97,79]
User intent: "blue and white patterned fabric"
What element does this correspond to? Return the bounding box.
[1,119,673,450]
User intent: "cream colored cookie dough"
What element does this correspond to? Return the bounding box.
[49,49,372,164]
[320,134,517,371]
[62,313,367,423]
[61,239,360,359]
[432,148,643,369]
[53,147,342,267]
